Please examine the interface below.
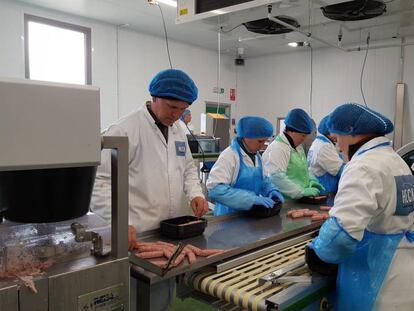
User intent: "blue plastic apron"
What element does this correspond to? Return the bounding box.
[314,135,343,194]
[214,139,263,216]
[337,141,414,310]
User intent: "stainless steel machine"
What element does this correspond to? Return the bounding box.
[129,200,334,311]
[0,78,130,311]
[397,142,414,173]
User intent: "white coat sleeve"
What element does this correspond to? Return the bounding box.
[330,164,382,241]
[206,149,238,190]
[90,124,135,222]
[263,144,304,199]
[183,141,204,200]
[318,145,344,176]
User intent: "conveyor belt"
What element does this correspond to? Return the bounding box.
[186,239,311,311]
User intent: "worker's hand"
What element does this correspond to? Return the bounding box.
[302,187,320,197]
[267,189,285,204]
[191,196,209,217]
[254,196,275,208]
[128,225,137,251]
[309,180,325,191]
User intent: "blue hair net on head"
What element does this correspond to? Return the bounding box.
[180,109,191,121]
[237,116,273,139]
[328,103,394,135]
[148,69,198,104]
[284,108,313,134]
[318,115,330,136]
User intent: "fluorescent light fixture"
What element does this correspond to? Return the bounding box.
[288,42,298,47]
[157,0,177,7]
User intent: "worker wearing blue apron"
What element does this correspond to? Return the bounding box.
[310,103,414,310]
[207,116,284,216]
[307,115,345,194]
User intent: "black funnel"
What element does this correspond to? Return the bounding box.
[0,166,96,223]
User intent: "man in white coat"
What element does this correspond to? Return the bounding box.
[90,68,208,310]
[307,115,345,194]
[309,102,414,310]
[178,109,194,135]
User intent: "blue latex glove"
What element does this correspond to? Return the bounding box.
[302,187,319,197]
[268,190,285,204]
[309,179,325,191]
[254,196,275,208]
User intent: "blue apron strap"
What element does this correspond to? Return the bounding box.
[316,135,331,144]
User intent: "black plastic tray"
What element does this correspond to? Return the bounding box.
[249,202,282,218]
[298,195,328,205]
[305,245,338,276]
[160,215,207,239]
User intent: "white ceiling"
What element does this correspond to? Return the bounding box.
[13,0,414,57]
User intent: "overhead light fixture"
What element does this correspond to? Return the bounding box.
[288,42,298,47]
[156,0,177,7]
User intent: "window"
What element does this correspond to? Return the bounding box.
[24,14,91,85]
[277,117,286,135]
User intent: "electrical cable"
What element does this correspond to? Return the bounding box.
[156,3,173,69]
[309,44,313,116]
[308,0,313,116]
[220,24,243,33]
[185,123,208,173]
[360,32,370,107]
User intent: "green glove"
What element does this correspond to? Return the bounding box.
[303,187,320,197]
[310,179,325,191]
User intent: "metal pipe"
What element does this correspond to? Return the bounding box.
[268,13,347,52]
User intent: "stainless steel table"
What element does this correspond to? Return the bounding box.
[129,199,332,310]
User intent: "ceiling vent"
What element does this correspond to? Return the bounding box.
[243,16,300,35]
[321,0,386,21]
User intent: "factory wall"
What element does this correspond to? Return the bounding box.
[237,44,414,145]
[0,0,236,132]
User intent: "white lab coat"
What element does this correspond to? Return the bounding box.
[90,105,204,233]
[206,145,257,190]
[178,120,193,135]
[330,137,414,310]
[307,135,343,177]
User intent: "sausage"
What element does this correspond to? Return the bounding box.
[136,245,165,253]
[135,251,164,259]
[177,220,204,226]
[187,250,197,264]
[163,249,173,259]
[185,244,202,256]
[156,241,175,248]
[291,211,305,218]
[199,249,225,257]
[303,210,319,216]
[173,252,186,266]
[320,205,331,211]
[311,214,324,221]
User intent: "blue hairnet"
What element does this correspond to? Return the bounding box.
[148,69,198,104]
[284,108,313,134]
[237,116,273,139]
[318,115,330,136]
[180,109,191,121]
[328,103,394,135]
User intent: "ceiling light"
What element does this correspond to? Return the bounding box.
[288,42,298,47]
[156,0,177,7]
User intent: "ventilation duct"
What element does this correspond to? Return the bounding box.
[243,16,300,34]
[321,0,386,21]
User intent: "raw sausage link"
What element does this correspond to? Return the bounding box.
[135,251,164,259]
